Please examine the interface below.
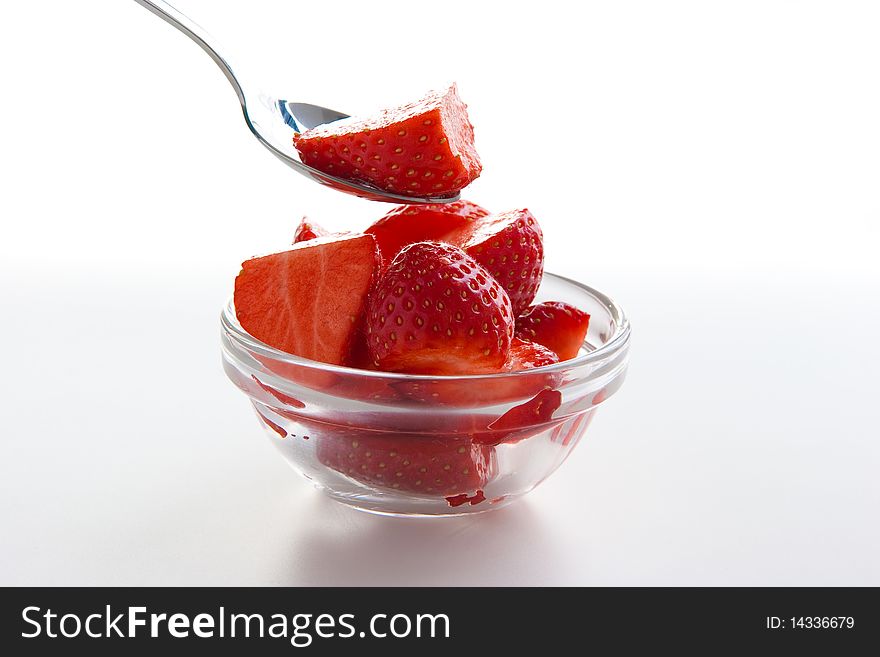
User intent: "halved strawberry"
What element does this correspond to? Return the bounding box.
[367,241,514,375]
[293,84,481,198]
[478,338,559,409]
[316,431,493,497]
[515,301,591,361]
[365,200,489,265]
[293,217,329,244]
[451,209,544,315]
[234,233,380,365]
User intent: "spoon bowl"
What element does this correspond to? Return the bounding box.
[133,0,460,204]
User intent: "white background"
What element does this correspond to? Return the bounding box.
[0,0,878,585]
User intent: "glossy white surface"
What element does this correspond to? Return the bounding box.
[1,0,878,585]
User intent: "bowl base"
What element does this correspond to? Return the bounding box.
[323,487,518,518]
[259,406,597,517]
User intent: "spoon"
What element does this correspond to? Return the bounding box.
[132,0,459,204]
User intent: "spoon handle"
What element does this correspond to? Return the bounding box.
[132,0,245,105]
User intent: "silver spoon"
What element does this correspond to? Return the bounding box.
[132,0,459,204]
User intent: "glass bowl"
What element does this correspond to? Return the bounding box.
[221,272,630,516]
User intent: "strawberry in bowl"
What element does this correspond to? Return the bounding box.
[366,241,514,375]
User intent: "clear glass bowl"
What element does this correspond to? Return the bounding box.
[221,273,630,516]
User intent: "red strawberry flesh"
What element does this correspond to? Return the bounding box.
[387,337,557,408]
[234,233,379,365]
[488,388,562,433]
[367,241,514,375]
[317,432,493,497]
[365,200,489,265]
[469,340,562,445]
[516,301,591,361]
[504,336,559,371]
[293,84,481,198]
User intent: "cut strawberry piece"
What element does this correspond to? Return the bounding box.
[234,233,380,365]
[451,209,544,315]
[473,387,563,447]
[515,301,591,361]
[317,432,493,497]
[367,241,514,375]
[293,217,329,244]
[504,337,559,371]
[365,200,489,265]
[293,84,481,198]
[469,341,562,446]
[481,338,559,410]
[488,388,562,433]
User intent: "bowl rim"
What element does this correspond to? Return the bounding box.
[221,271,630,381]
